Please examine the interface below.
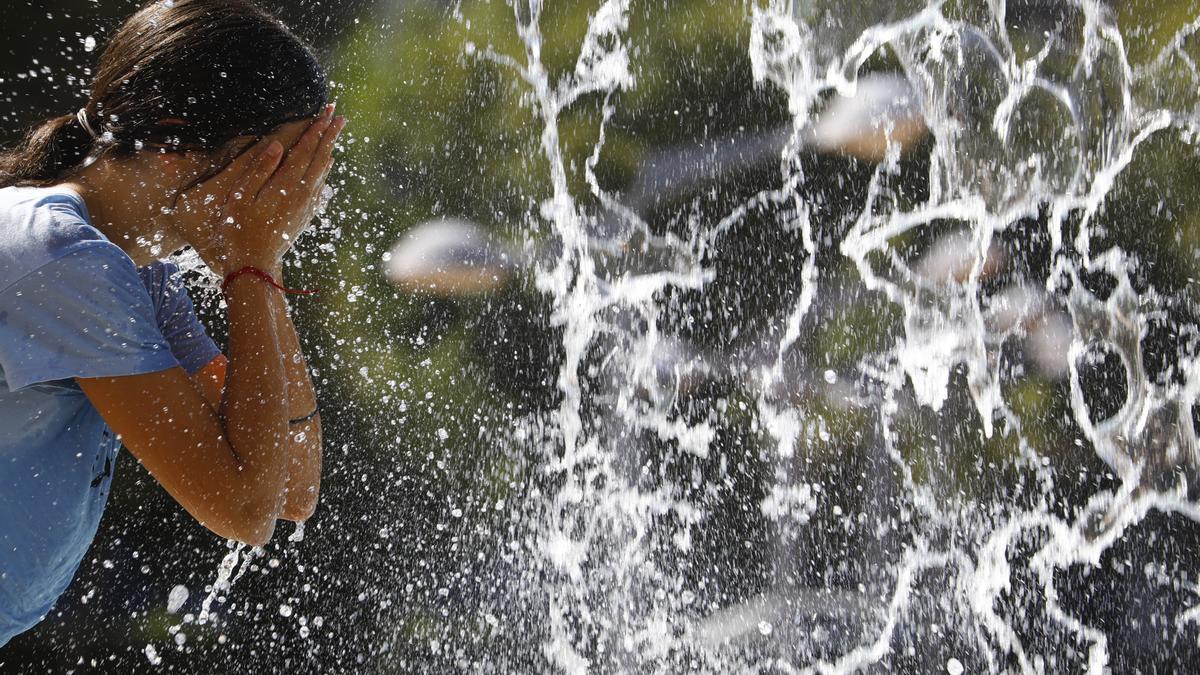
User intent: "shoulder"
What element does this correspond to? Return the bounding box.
[138,259,183,285]
[136,260,185,312]
[0,186,120,293]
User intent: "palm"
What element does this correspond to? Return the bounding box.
[173,108,344,276]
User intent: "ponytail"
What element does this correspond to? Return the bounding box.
[0,113,97,188]
[0,0,326,190]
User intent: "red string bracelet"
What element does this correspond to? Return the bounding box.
[221,266,319,296]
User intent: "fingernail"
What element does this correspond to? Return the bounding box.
[265,141,283,156]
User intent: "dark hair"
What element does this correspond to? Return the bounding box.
[0,0,328,188]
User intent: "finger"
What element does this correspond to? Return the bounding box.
[229,112,322,185]
[295,124,341,222]
[273,112,325,153]
[196,136,275,194]
[232,140,284,203]
[301,116,345,188]
[301,153,337,217]
[225,132,280,177]
[268,108,336,191]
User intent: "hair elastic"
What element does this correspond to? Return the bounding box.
[76,109,98,139]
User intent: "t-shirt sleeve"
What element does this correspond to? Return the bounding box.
[138,261,222,375]
[0,244,180,391]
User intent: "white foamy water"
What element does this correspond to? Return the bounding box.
[460,0,1200,671]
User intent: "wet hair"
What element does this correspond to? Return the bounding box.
[0,0,328,187]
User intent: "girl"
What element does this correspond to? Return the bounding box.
[0,0,345,646]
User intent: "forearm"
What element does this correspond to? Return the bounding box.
[268,282,323,521]
[220,275,291,533]
[270,287,318,418]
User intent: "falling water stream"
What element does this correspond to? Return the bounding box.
[455,0,1200,671]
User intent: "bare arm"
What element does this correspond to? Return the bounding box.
[78,108,343,546]
[79,275,290,545]
[191,289,323,523]
[270,286,323,522]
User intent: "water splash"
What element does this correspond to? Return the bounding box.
[475,0,1200,671]
[196,543,257,627]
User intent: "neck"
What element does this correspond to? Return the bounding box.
[59,158,180,266]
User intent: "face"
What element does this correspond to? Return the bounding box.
[163,114,321,204]
[94,136,250,265]
[140,115,320,261]
[174,136,261,193]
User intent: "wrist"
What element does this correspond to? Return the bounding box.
[221,256,280,277]
[221,265,318,297]
[222,269,278,295]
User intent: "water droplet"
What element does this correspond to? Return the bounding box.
[83,36,96,52]
[167,584,189,613]
[144,644,161,665]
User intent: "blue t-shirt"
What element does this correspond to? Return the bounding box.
[0,186,221,647]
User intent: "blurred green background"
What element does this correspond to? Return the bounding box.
[3,0,1200,671]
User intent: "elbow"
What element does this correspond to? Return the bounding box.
[233,517,277,547]
[239,494,283,545]
[280,483,320,522]
[280,431,322,523]
[206,496,281,546]
[210,519,276,547]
